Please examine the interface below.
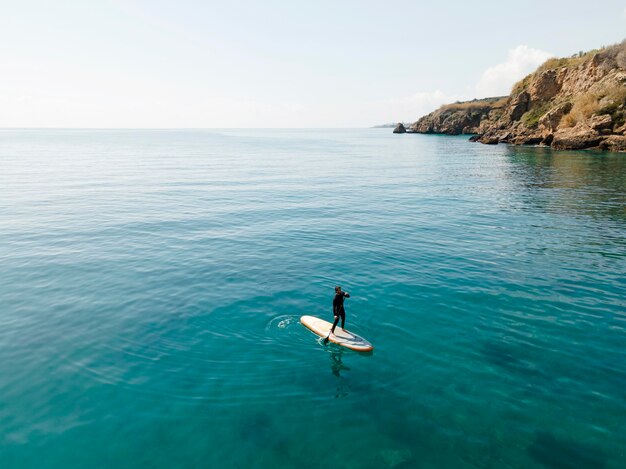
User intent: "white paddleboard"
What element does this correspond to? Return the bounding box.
[300,315,374,352]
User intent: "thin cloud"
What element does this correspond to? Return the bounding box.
[383,90,459,122]
[475,45,553,97]
[384,44,553,124]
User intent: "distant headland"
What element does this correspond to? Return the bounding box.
[371,123,399,129]
[394,40,626,152]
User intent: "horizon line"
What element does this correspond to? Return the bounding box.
[0,126,390,131]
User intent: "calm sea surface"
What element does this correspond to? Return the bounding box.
[0,129,624,468]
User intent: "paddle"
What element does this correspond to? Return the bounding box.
[324,316,341,344]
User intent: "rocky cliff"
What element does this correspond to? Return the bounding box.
[409,41,626,151]
[409,97,507,134]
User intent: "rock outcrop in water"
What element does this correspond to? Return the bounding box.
[393,123,407,133]
[404,40,626,151]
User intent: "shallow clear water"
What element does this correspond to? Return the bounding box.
[0,129,624,468]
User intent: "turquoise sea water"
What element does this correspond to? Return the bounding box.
[0,129,624,468]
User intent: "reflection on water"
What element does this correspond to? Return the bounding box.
[329,350,352,399]
[505,146,626,220]
[329,350,350,378]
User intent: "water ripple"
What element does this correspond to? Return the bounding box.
[1,129,625,468]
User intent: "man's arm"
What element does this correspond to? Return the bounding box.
[344,292,350,298]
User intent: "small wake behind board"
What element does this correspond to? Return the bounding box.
[300,315,374,352]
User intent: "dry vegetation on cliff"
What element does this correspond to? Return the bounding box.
[513,41,626,131]
[408,40,626,151]
[561,83,626,128]
[439,97,507,113]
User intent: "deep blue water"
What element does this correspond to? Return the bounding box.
[0,129,624,468]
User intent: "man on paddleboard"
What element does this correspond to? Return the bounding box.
[324,286,350,344]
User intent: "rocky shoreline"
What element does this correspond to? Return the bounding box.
[396,41,626,152]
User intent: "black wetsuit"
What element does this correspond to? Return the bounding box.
[332,291,350,330]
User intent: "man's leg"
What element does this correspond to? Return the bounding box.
[340,312,345,329]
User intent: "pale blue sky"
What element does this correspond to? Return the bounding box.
[2,0,625,127]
